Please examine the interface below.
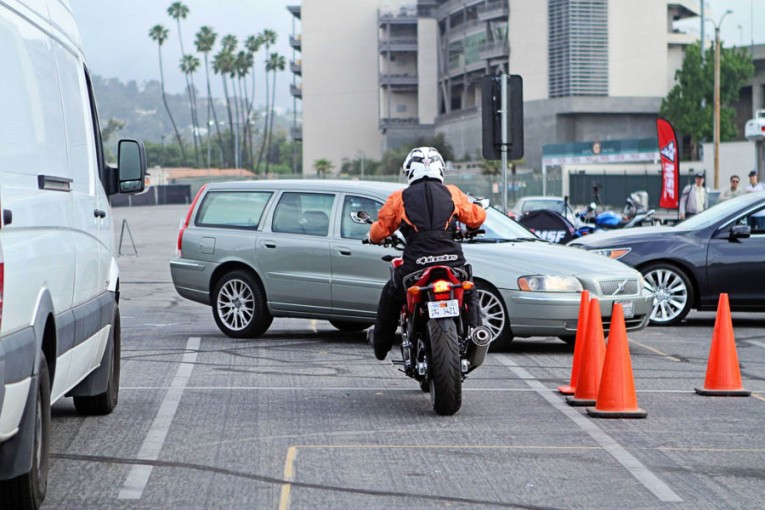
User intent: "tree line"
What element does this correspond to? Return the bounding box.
[148,1,289,173]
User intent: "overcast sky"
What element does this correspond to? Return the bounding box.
[69,0,763,112]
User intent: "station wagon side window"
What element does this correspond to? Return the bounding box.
[341,195,382,240]
[195,191,273,229]
[271,192,334,237]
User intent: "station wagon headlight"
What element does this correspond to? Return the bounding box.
[592,247,631,260]
[518,276,583,292]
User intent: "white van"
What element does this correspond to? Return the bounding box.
[0,1,146,507]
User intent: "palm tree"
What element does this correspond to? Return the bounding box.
[180,54,201,164]
[212,49,236,165]
[167,2,200,164]
[255,29,277,173]
[235,50,254,169]
[264,52,286,175]
[314,159,333,178]
[245,34,264,169]
[149,24,186,162]
[195,26,224,167]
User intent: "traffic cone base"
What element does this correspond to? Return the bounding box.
[694,387,751,397]
[587,407,646,419]
[566,395,596,407]
[557,384,575,395]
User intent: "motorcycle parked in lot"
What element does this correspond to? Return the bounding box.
[352,211,491,416]
[574,191,657,237]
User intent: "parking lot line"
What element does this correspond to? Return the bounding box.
[118,336,201,500]
[118,386,695,393]
[747,340,765,349]
[629,340,683,362]
[496,354,683,503]
[278,446,297,510]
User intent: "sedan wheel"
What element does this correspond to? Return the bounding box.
[641,263,692,326]
[476,283,513,350]
[213,270,273,338]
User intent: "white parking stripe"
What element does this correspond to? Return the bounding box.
[496,354,683,503]
[747,340,765,349]
[118,336,200,500]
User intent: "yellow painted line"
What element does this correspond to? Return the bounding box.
[629,340,682,362]
[278,446,298,510]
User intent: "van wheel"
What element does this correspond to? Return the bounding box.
[213,270,273,338]
[329,320,373,332]
[73,309,121,415]
[0,354,51,510]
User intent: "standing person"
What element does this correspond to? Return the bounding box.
[745,170,765,193]
[366,147,486,361]
[719,175,745,201]
[679,172,708,220]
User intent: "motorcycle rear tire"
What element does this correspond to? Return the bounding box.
[427,319,462,416]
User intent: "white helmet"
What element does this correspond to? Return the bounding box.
[402,147,445,184]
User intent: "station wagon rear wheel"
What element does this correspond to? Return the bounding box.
[641,263,692,326]
[213,270,272,338]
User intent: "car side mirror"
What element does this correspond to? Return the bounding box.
[730,224,751,241]
[118,139,147,194]
[351,211,373,224]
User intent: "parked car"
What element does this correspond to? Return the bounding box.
[569,193,765,325]
[511,195,577,223]
[170,180,652,347]
[0,3,146,508]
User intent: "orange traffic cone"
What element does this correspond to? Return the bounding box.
[695,294,751,397]
[587,303,647,418]
[566,298,606,407]
[558,290,590,395]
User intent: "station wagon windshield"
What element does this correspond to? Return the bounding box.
[476,207,538,241]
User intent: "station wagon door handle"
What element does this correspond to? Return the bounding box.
[94,209,106,218]
[261,241,277,249]
[335,247,352,256]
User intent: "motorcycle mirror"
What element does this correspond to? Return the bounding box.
[351,211,373,224]
[473,198,490,210]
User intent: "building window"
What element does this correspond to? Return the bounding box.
[396,104,407,113]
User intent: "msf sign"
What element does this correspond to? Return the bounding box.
[533,230,568,243]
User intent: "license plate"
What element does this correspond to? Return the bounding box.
[428,299,460,319]
[616,300,634,319]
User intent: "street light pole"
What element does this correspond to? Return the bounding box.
[709,10,732,191]
[714,25,721,190]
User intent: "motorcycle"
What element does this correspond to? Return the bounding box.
[573,191,657,237]
[351,211,491,416]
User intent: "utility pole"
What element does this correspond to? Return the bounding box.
[500,73,508,214]
[713,27,721,190]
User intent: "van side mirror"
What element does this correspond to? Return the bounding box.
[118,139,147,194]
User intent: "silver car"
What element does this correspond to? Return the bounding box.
[170,180,652,347]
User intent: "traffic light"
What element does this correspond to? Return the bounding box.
[481,74,524,160]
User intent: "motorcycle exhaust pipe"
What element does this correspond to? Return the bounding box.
[469,326,492,347]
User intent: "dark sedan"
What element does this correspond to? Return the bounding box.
[569,193,765,325]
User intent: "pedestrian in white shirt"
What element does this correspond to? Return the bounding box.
[679,172,708,220]
[746,170,765,193]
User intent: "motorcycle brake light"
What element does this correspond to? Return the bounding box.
[432,280,451,294]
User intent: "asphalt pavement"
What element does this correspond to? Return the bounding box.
[43,204,765,509]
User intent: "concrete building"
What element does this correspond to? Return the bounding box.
[289,0,700,175]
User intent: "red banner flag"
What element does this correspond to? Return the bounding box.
[657,118,679,209]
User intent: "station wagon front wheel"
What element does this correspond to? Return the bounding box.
[212,270,273,338]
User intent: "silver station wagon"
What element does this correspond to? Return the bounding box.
[170,180,652,347]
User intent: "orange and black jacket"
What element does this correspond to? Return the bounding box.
[370,177,486,272]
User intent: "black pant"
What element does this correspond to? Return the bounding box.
[372,267,482,351]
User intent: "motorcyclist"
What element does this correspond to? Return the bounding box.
[366,146,487,360]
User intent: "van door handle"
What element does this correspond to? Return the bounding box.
[94,209,106,218]
[262,241,277,249]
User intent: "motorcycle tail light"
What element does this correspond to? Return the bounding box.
[432,280,451,294]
